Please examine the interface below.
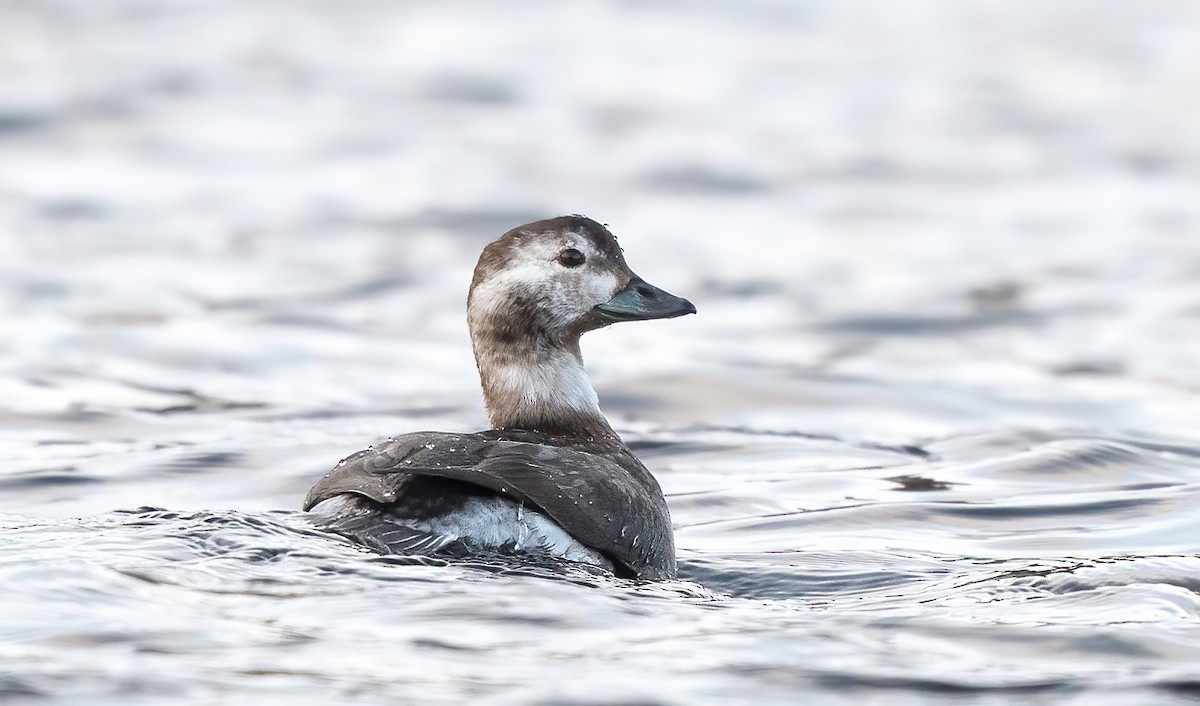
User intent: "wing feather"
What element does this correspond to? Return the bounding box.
[304,431,675,579]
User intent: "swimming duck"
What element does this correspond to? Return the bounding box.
[303,215,695,580]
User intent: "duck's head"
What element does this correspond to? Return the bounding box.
[467,216,695,349]
[466,215,694,435]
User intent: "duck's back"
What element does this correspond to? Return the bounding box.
[303,430,677,580]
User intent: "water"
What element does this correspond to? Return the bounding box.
[3,1,1200,704]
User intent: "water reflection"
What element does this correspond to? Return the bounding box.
[3,0,1200,704]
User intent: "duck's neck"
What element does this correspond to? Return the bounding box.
[472,335,619,441]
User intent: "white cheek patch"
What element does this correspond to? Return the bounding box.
[470,236,622,327]
[548,236,622,316]
[577,270,621,307]
[535,269,620,328]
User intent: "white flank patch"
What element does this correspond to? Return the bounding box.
[407,495,611,569]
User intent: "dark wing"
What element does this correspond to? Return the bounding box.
[304,431,676,579]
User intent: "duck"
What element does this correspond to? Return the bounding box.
[303,215,695,580]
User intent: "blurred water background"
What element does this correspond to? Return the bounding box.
[3,1,1200,704]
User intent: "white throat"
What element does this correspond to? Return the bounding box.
[479,347,604,431]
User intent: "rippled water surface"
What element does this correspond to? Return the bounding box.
[3,1,1200,704]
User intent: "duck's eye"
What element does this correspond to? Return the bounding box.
[557,248,586,268]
